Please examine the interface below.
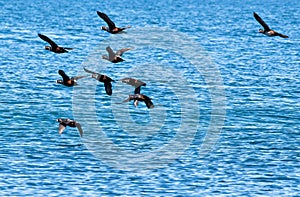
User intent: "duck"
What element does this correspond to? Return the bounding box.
[83,67,115,95]
[253,12,288,38]
[123,94,154,109]
[57,118,83,137]
[102,46,131,63]
[97,11,131,34]
[38,33,73,53]
[56,70,86,87]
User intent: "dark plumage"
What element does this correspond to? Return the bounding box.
[57,118,83,137]
[56,70,86,87]
[38,34,73,53]
[253,12,288,38]
[121,77,146,94]
[83,67,115,95]
[102,46,131,63]
[97,11,131,34]
[123,94,154,109]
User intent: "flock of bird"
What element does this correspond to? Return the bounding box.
[37,11,288,138]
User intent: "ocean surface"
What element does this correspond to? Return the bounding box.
[0,0,299,196]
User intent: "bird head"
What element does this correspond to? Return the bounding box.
[258,29,264,33]
[91,74,98,79]
[101,26,108,31]
[102,55,109,60]
[56,80,63,84]
[45,46,51,50]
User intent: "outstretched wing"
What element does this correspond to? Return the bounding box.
[73,76,87,81]
[38,33,58,49]
[276,32,289,38]
[121,78,146,94]
[122,96,131,103]
[75,122,83,137]
[58,123,66,135]
[58,70,70,81]
[116,48,131,56]
[253,12,271,31]
[134,86,141,94]
[104,82,113,95]
[106,46,116,61]
[97,11,116,30]
[83,67,98,75]
[121,78,146,87]
[143,95,154,109]
[63,47,74,50]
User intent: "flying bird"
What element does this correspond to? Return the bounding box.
[123,94,154,109]
[57,118,83,137]
[97,11,131,34]
[38,33,73,53]
[102,46,131,63]
[56,70,86,87]
[253,12,288,38]
[83,67,115,95]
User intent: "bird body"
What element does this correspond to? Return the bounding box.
[253,12,288,38]
[57,118,83,137]
[97,11,131,34]
[123,94,154,109]
[38,34,73,53]
[56,70,86,87]
[102,46,131,63]
[83,67,115,95]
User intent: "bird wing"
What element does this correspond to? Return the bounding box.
[83,67,98,75]
[276,32,289,38]
[116,48,131,56]
[75,122,83,137]
[38,33,58,49]
[121,78,146,94]
[58,123,66,135]
[106,46,116,61]
[58,70,70,81]
[253,12,271,31]
[143,95,154,109]
[73,76,87,81]
[104,82,113,95]
[63,47,74,50]
[121,78,146,88]
[134,86,141,94]
[97,11,116,30]
[122,96,132,103]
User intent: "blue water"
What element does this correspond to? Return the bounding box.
[0,0,299,196]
